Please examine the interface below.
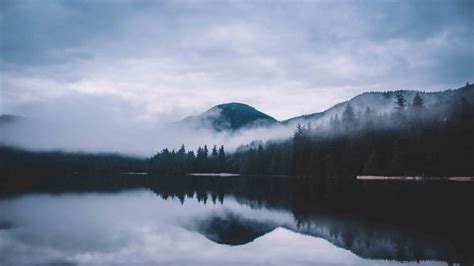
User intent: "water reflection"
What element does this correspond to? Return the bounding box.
[0,188,450,266]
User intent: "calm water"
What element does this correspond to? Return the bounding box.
[0,187,452,266]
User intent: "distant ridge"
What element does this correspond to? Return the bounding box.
[175,84,472,132]
[282,84,472,126]
[4,85,471,134]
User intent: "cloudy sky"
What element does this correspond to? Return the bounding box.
[1,0,473,122]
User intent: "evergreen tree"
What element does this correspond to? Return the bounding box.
[342,104,356,130]
[393,94,407,126]
[218,145,226,172]
[211,145,218,158]
[394,94,406,111]
[363,107,375,129]
[411,93,424,109]
[329,114,341,131]
[294,123,304,141]
[186,150,196,172]
[210,145,218,172]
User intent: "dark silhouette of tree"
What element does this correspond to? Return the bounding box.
[329,114,341,131]
[218,145,226,172]
[394,94,406,111]
[342,104,356,130]
[211,145,218,158]
[411,93,424,109]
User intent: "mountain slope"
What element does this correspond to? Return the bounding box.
[176,84,472,132]
[178,102,278,131]
[283,85,471,126]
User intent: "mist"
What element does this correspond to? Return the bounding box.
[1,86,470,156]
[0,93,296,156]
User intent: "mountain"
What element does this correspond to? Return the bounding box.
[177,102,278,131]
[283,85,472,126]
[282,112,324,125]
[175,84,473,132]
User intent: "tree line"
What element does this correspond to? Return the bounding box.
[148,144,227,176]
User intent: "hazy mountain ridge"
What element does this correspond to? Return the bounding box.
[177,84,472,131]
[284,88,463,127]
[2,84,472,140]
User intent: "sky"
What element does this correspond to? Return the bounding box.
[1,0,473,123]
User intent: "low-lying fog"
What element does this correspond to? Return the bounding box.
[1,87,461,156]
[0,94,294,156]
[0,115,293,156]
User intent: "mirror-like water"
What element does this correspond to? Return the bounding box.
[0,188,450,266]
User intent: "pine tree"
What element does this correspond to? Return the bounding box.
[342,104,356,130]
[211,145,218,158]
[218,145,226,172]
[394,94,406,112]
[294,123,304,141]
[329,114,341,131]
[210,145,218,172]
[411,93,424,109]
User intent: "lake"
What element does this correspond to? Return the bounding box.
[0,175,471,265]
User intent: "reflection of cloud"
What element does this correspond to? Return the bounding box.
[0,191,446,266]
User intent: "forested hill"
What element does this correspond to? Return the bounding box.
[176,102,278,131]
[231,83,474,178]
[148,83,474,178]
[282,85,463,126]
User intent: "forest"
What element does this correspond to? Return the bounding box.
[146,84,474,181]
[232,85,474,179]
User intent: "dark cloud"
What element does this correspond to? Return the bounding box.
[1,0,473,121]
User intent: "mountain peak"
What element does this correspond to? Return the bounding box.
[209,102,262,114]
[179,102,277,131]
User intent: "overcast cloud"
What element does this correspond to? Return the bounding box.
[1,0,473,122]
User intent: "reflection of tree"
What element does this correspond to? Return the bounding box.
[0,170,470,263]
[342,230,355,248]
[394,236,408,261]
